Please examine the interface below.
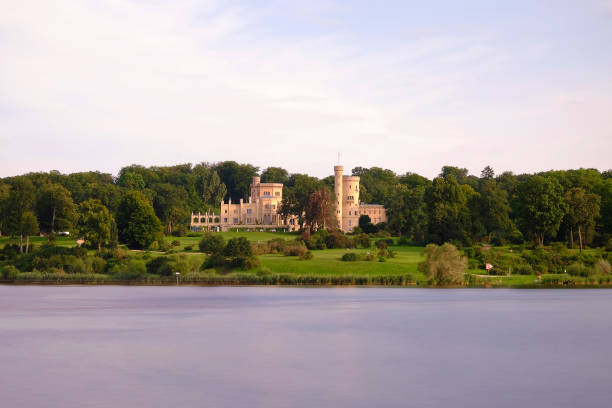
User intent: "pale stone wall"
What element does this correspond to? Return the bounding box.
[359,204,387,225]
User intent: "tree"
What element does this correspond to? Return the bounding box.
[117,171,146,190]
[261,167,289,184]
[358,214,378,234]
[481,165,495,180]
[418,243,467,285]
[564,187,601,251]
[0,181,9,236]
[477,177,512,242]
[213,161,259,202]
[5,178,36,253]
[351,167,397,204]
[515,176,567,246]
[425,175,476,244]
[19,211,39,254]
[193,163,227,208]
[279,174,322,229]
[305,189,336,231]
[151,183,190,234]
[116,191,162,249]
[35,183,77,238]
[78,199,114,252]
[198,233,226,254]
[385,184,428,243]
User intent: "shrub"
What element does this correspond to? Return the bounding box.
[187,232,202,237]
[362,252,376,262]
[223,237,253,258]
[184,245,193,251]
[418,243,467,286]
[171,240,181,247]
[341,252,359,262]
[299,251,314,260]
[514,263,533,275]
[283,242,308,257]
[375,240,388,250]
[198,233,225,254]
[325,230,352,249]
[1,265,19,280]
[146,256,172,276]
[86,257,106,274]
[171,224,187,237]
[378,256,386,262]
[566,262,590,277]
[359,234,371,248]
[594,260,611,275]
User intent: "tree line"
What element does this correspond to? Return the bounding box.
[0,161,610,251]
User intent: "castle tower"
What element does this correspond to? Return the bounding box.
[334,165,343,229]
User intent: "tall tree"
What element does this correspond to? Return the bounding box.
[305,189,336,231]
[213,161,259,202]
[0,181,9,236]
[515,176,567,246]
[5,178,36,253]
[261,167,289,184]
[385,184,428,243]
[151,183,190,234]
[193,164,227,208]
[564,187,601,251]
[19,211,39,254]
[35,183,77,238]
[78,199,115,252]
[279,174,321,229]
[477,172,512,242]
[425,175,476,244]
[351,167,397,204]
[117,191,162,249]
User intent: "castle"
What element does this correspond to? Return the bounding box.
[190,165,386,232]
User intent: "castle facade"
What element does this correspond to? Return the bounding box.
[191,165,387,232]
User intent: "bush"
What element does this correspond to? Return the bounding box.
[171,240,181,247]
[146,256,172,276]
[171,224,187,237]
[299,251,314,260]
[187,232,202,237]
[594,259,611,275]
[184,246,193,251]
[566,262,591,277]
[514,263,533,275]
[341,252,359,262]
[418,243,467,286]
[362,252,376,262]
[325,230,352,249]
[375,240,388,250]
[283,242,308,257]
[1,265,19,280]
[359,234,371,248]
[198,233,225,254]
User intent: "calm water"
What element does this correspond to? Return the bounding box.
[1,287,611,408]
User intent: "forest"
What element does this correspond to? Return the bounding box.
[0,161,610,252]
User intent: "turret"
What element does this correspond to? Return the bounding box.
[334,165,343,229]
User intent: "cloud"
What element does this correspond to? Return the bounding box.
[0,0,611,179]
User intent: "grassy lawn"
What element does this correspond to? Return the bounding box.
[165,231,299,250]
[0,236,77,248]
[260,246,424,277]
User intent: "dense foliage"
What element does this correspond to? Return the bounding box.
[0,162,610,251]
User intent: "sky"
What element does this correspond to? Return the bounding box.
[1,0,611,179]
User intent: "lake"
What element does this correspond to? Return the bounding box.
[1,286,611,408]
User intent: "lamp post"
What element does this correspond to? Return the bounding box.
[175,272,180,286]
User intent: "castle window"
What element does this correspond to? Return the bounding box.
[263,191,271,196]
[233,218,238,224]
[224,218,228,223]
[247,209,252,214]
[348,220,352,226]
[247,218,252,223]
[275,192,280,196]
[234,210,238,214]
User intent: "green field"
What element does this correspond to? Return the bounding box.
[2,232,610,287]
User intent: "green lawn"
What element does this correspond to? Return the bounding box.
[0,236,76,248]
